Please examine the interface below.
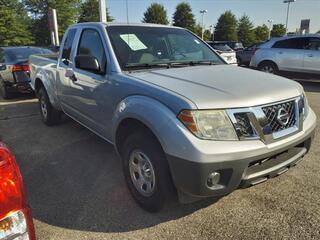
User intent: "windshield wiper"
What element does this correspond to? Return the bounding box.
[124,60,219,70]
[124,62,171,69]
[188,60,218,66]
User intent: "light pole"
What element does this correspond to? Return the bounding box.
[200,10,208,40]
[283,0,296,33]
[267,19,273,39]
[98,0,107,22]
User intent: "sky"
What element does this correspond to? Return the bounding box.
[106,0,320,33]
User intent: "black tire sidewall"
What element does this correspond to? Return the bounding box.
[122,131,174,212]
[38,88,60,125]
[0,80,9,99]
[38,89,48,122]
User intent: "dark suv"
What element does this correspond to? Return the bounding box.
[0,46,52,99]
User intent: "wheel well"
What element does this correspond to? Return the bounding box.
[34,78,44,94]
[115,118,161,155]
[258,60,278,70]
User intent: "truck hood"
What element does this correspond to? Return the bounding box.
[128,65,303,109]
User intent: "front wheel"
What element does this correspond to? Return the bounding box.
[121,129,176,212]
[38,88,61,126]
[259,62,278,74]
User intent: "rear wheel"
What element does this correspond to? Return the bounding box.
[0,80,10,99]
[259,61,278,74]
[236,57,242,66]
[121,129,176,212]
[38,87,61,126]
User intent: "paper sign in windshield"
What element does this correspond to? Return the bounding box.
[120,34,147,51]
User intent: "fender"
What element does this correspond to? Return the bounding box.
[255,50,278,68]
[111,95,196,157]
[34,68,61,110]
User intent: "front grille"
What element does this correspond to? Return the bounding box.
[234,113,255,138]
[262,101,296,133]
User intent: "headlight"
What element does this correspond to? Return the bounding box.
[178,110,238,140]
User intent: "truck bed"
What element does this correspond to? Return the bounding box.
[29,53,59,92]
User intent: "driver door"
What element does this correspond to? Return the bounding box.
[67,28,109,135]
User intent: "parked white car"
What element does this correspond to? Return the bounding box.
[206,42,238,65]
[250,35,320,75]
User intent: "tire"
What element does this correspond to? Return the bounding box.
[236,57,242,66]
[38,87,61,126]
[259,61,278,74]
[121,129,176,212]
[0,80,10,99]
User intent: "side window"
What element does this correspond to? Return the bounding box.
[77,29,106,73]
[306,38,320,51]
[272,38,306,49]
[61,29,77,65]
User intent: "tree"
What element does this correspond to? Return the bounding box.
[317,30,320,34]
[173,2,195,31]
[78,0,113,23]
[192,23,211,40]
[214,11,237,41]
[142,3,168,25]
[237,15,255,47]
[271,24,286,37]
[254,24,269,43]
[24,0,81,46]
[0,0,34,46]
[203,29,212,41]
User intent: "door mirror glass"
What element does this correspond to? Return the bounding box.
[75,55,101,73]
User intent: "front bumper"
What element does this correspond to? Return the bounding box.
[166,108,316,199]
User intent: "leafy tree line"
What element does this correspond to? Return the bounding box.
[214,11,286,46]
[142,3,287,46]
[0,0,114,46]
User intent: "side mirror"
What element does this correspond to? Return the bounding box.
[75,55,101,74]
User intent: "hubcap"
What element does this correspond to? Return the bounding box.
[129,150,155,197]
[262,65,274,73]
[40,96,48,119]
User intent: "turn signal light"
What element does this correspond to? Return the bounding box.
[177,110,198,134]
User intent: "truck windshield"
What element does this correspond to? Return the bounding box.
[106,26,224,70]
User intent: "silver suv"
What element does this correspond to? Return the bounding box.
[250,35,320,75]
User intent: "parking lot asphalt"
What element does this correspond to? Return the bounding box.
[0,80,319,240]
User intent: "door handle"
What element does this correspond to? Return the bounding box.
[65,69,77,82]
[278,51,283,54]
[307,54,313,57]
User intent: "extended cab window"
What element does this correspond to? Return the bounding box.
[61,29,77,65]
[77,29,106,73]
[272,38,306,49]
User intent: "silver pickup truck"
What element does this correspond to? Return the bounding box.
[29,22,316,212]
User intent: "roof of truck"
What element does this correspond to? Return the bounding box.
[70,22,183,29]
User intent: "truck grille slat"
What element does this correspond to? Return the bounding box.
[234,113,255,138]
[262,101,296,132]
[230,98,300,142]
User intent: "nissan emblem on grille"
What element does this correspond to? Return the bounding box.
[276,107,290,126]
[262,101,296,133]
